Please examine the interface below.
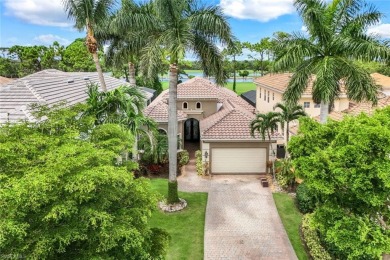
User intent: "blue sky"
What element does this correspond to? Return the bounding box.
[1,0,390,49]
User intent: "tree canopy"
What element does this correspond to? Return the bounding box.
[0,104,169,259]
[289,108,390,259]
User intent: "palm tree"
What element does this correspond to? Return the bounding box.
[250,112,279,141]
[273,102,306,144]
[62,0,115,92]
[274,0,390,123]
[84,83,156,161]
[104,0,156,86]
[223,41,242,92]
[140,0,234,203]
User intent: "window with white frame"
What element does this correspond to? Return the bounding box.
[196,102,202,109]
[259,88,261,98]
[272,92,274,101]
[304,102,310,108]
[264,89,266,101]
[182,102,188,109]
[268,91,270,103]
[314,102,321,108]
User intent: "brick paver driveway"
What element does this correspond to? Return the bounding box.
[179,154,297,260]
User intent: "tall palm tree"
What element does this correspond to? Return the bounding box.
[62,0,115,92]
[274,0,389,123]
[140,0,234,203]
[103,0,156,86]
[273,102,306,144]
[250,112,279,141]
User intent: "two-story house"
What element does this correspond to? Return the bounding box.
[254,73,350,117]
[145,77,282,175]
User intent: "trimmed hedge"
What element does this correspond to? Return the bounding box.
[195,150,203,175]
[301,214,332,260]
[296,183,316,214]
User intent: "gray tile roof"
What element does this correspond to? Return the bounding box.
[240,90,256,107]
[0,69,153,123]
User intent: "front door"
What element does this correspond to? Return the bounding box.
[185,118,199,141]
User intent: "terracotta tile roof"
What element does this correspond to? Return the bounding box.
[254,73,348,96]
[217,86,256,113]
[313,96,390,122]
[200,100,281,140]
[177,77,218,99]
[144,90,187,122]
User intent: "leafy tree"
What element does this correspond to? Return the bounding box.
[140,0,234,204]
[274,0,389,123]
[289,108,390,259]
[273,102,306,145]
[59,38,96,72]
[238,70,249,80]
[0,104,169,259]
[8,45,48,76]
[0,57,18,78]
[250,112,279,140]
[62,0,116,92]
[243,37,272,76]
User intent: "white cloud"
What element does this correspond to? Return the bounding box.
[367,23,390,39]
[220,0,295,22]
[4,0,71,27]
[34,34,71,45]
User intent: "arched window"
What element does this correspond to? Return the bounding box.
[196,102,202,109]
[182,102,188,109]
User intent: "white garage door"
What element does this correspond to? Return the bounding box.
[211,148,266,174]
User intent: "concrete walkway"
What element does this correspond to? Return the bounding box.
[178,148,297,260]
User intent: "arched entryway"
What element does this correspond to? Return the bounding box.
[184,118,200,142]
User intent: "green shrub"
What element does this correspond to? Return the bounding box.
[178,150,189,167]
[275,158,296,190]
[301,214,332,260]
[296,183,316,214]
[195,150,203,175]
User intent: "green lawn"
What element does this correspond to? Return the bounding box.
[149,179,208,259]
[273,193,309,260]
[161,81,256,95]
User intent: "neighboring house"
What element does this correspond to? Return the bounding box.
[0,69,153,124]
[145,77,282,175]
[254,73,349,117]
[240,90,256,107]
[289,73,390,135]
[371,72,390,96]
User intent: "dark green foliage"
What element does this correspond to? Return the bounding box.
[136,75,163,94]
[0,104,169,259]
[167,181,180,204]
[0,57,19,78]
[289,108,390,259]
[59,38,96,72]
[296,183,316,214]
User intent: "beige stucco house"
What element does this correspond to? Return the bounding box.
[145,77,282,175]
[254,73,350,117]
